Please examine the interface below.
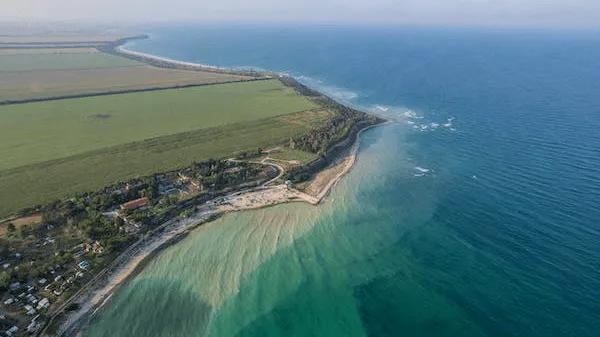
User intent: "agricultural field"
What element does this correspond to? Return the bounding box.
[0,34,127,44]
[0,110,330,217]
[0,79,316,171]
[0,48,137,72]
[0,47,100,55]
[0,39,331,218]
[0,79,327,217]
[0,48,249,101]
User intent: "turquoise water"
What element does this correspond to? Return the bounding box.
[86,26,600,336]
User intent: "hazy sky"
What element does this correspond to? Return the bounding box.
[2,0,600,28]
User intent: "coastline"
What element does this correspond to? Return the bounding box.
[105,36,269,78]
[48,37,387,337]
[116,45,227,72]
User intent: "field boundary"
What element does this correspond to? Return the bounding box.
[0,77,271,106]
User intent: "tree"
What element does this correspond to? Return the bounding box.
[18,224,32,238]
[7,222,15,233]
[0,271,10,290]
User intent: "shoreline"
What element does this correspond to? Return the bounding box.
[54,123,379,336]
[48,37,387,337]
[116,45,228,72]
[106,36,268,78]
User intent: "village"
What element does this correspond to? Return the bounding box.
[0,157,277,336]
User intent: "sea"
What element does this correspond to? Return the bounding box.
[84,25,600,337]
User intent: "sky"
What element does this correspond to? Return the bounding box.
[2,0,600,28]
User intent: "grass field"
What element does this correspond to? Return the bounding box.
[0,47,100,55]
[0,79,316,171]
[0,34,126,44]
[0,48,248,101]
[269,148,318,164]
[0,49,138,72]
[0,66,248,101]
[0,110,330,217]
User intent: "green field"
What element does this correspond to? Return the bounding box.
[0,34,126,44]
[0,46,329,218]
[0,48,250,102]
[0,66,247,102]
[0,110,330,217]
[0,50,138,72]
[269,148,318,164]
[0,79,316,171]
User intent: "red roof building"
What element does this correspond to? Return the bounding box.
[120,197,150,211]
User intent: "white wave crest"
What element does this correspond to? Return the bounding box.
[443,117,455,128]
[374,105,390,112]
[295,75,358,102]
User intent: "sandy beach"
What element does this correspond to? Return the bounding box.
[116,46,217,69]
[52,118,380,336]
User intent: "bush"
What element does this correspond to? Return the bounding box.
[0,271,10,290]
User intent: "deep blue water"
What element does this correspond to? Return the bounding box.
[108,25,600,336]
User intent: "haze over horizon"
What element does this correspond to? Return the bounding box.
[2,0,600,29]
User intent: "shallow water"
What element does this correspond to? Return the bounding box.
[86,25,600,337]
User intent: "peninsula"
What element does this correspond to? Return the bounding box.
[0,33,384,337]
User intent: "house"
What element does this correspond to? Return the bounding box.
[5,326,18,336]
[189,179,203,190]
[27,320,41,333]
[24,304,36,315]
[177,172,191,182]
[73,250,85,259]
[119,197,150,211]
[83,241,104,254]
[224,166,242,174]
[25,294,37,304]
[37,298,50,310]
[78,260,90,270]
[9,282,21,292]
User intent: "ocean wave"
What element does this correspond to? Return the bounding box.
[294,75,359,102]
[402,109,424,119]
[443,117,455,128]
[406,115,456,133]
[414,166,430,173]
[317,85,359,101]
[232,65,270,72]
[374,105,390,112]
